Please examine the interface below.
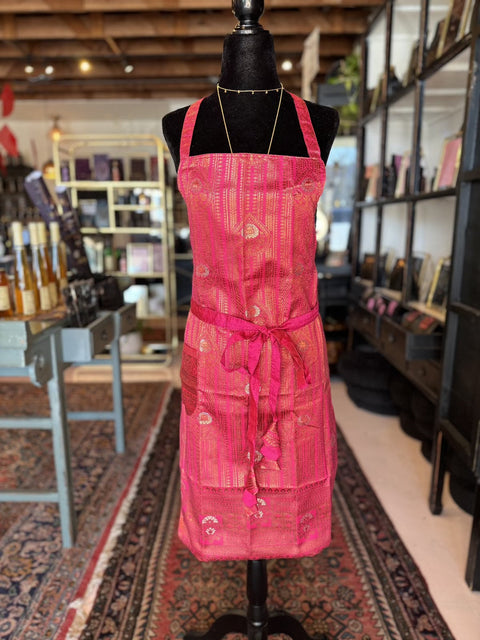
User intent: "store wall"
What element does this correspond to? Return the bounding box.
[8,98,191,170]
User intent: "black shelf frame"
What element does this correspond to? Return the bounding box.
[356,187,457,208]
[350,0,480,591]
[428,2,480,591]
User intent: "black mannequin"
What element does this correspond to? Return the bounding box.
[165,2,336,638]
[162,10,338,169]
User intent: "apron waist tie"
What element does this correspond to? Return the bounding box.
[190,299,318,515]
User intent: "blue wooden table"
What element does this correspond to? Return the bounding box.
[0,303,136,547]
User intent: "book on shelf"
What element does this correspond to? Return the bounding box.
[394,152,410,198]
[93,154,111,181]
[426,19,445,66]
[383,154,403,198]
[403,40,420,86]
[130,158,147,181]
[364,164,380,201]
[427,257,451,308]
[433,134,462,190]
[74,158,91,180]
[109,158,124,181]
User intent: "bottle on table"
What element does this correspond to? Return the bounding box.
[36,221,58,307]
[0,268,13,318]
[28,221,52,312]
[11,221,37,316]
[49,221,68,295]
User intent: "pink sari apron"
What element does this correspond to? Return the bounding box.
[177,93,337,561]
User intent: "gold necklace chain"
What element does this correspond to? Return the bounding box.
[216,83,284,155]
[217,83,283,95]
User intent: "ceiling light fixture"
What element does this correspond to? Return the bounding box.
[45,65,54,75]
[49,115,62,142]
[281,59,293,72]
[24,64,34,74]
[79,59,92,73]
[123,61,134,74]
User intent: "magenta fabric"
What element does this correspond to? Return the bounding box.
[177,93,338,561]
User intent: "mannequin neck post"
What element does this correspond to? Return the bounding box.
[218,31,281,91]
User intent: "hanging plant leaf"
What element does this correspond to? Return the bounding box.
[0,124,19,156]
[1,83,15,117]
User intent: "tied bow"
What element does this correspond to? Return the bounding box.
[190,300,318,514]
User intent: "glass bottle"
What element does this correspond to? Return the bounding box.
[50,221,68,294]
[11,221,37,316]
[37,221,58,307]
[28,221,52,312]
[0,268,13,317]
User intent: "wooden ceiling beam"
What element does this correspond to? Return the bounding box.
[0,9,368,40]
[3,57,334,79]
[0,34,355,58]
[105,36,122,56]
[1,0,383,13]
[11,77,309,100]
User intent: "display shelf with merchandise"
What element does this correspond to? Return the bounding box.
[350,0,480,590]
[352,0,475,321]
[53,134,177,362]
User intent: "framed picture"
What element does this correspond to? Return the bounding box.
[359,253,375,280]
[433,135,462,190]
[126,243,151,274]
[126,242,163,274]
[437,0,466,57]
[389,257,406,291]
[459,0,474,38]
[427,258,451,308]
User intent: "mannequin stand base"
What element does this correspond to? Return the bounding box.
[184,560,329,640]
[184,610,327,639]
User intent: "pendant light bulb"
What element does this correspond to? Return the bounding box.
[79,59,92,73]
[50,115,62,142]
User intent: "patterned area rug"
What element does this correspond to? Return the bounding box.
[67,390,454,640]
[0,381,171,640]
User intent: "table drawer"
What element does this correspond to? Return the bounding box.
[62,313,115,362]
[115,303,137,338]
[380,317,406,369]
[350,306,379,342]
[407,360,441,399]
[380,316,442,362]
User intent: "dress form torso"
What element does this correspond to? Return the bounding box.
[162,31,339,168]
